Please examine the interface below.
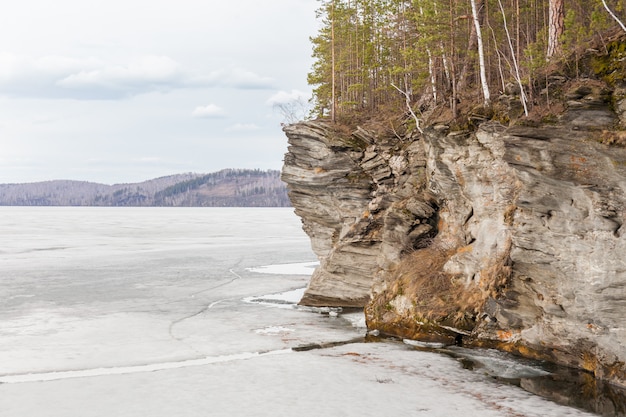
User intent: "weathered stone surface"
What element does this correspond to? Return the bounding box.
[282,91,626,387]
[282,121,436,307]
[414,122,626,386]
[562,80,618,130]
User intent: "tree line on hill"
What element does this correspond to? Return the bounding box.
[0,169,291,207]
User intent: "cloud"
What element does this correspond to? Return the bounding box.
[190,68,274,90]
[57,56,183,94]
[225,68,274,89]
[225,123,260,132]
[192,104,226,118]
[132,157,163,163]
[266,89,310,106]
[0,54,100,81]
[0,53,275,100]
[0,54,182,99]
[0,53,103,98]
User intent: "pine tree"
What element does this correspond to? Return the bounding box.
[547,0,564,58]
[306,0,626,124]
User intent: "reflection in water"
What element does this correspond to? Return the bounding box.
[518,365,626,417]
[441,346,626,417]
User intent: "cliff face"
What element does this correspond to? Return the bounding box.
[282,122,437,307]
[281,84,626,386]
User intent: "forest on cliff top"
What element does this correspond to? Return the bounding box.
[308,0,626,127]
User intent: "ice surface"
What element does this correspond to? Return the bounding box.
[246,261,319,275]
[0,342,599,417]
[403,338,448,349]
[0,349,293,383]
[444,346,552,379]
[0,207,606,416]
[242,287,306,306]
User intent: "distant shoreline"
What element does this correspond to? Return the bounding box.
[0,169,291,207]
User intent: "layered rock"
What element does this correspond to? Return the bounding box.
[413,122,626,384]
[283,113,626,383]
[282,84,626,386]
[282,121,437,306]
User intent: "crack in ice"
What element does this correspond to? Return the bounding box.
[0,349,292,384]
[167,268,243,351]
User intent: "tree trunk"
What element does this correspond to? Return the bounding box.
[602,0,626,33]
[331,0,337,122]
[546,0,564,58]
[497,0,528,116]
[420,5,437,103]
[449,0,458,118]
[470,0,490,105]
[428,49,437,103]
[457,0,481,92]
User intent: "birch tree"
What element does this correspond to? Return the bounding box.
[331,0,337,122]
[470,0,490,105]
[497,0,528,116]
[306,0,623,124]
[601,0,626,32]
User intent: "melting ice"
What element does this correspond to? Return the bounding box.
[0,207,618,416]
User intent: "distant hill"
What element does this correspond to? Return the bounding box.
[0,169,291,207]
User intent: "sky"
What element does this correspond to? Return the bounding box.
[0,0,319,184]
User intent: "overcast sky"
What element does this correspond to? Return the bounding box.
[0,0,319,184]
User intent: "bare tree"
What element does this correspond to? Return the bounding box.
[470,0,490,105]
[273,97,312,125]
[457,0,481,92]
[391,83,424,134]
[497,0,528,116]
[601,0,626,32]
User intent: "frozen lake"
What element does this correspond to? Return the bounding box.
[0,207,620,416]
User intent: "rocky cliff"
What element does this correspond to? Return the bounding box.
[281,80,626,387]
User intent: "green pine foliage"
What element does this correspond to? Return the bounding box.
[308,0,626,123]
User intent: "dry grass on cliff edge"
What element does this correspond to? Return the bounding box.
[371,238,513,332]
